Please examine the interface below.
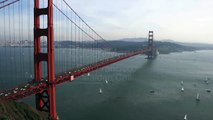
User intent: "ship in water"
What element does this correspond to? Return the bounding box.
[87,73,90,76]
[184,114,188,120]
[196,93,200,102]
[99,88,102,94]
[156,49,159,55]
[181,87,184,92]
[181,81,184,85]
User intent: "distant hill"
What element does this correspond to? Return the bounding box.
[2,37,213,53]
[39,37,213,54]
[154,41,196,54]
[110,37,147,42]
[106,41,197,54]
[174,42,213,50]
[157,39,213,50]
[106,38,211,54]
[53,39,199,54]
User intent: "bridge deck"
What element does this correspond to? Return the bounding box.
[0,49,150,100]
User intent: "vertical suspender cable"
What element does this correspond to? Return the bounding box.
[65,4,68,70]
[18,0,21,82]
[9,5,12,87]
[74,13,76,68]
[70,10,72,69]
[13,2,17,84]
[20,0,24,83]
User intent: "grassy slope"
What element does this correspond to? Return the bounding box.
[0,99,48,120]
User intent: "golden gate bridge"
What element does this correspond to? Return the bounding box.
[0,0,156,119]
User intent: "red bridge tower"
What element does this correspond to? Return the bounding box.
[34,0,57,119]
[147,31,154,59]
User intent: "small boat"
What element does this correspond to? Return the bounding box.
[181,87,184,92]
[99,88,102,94]
[156,49,159,55]
[87,73,90,76]
[196,93,200,102]
[204,77,209,84]
[181,81,184,85]
[57,115,60,120]
[105,80,108,84]
[30,74,33,78]
[184,114,187,120]
[149,90,155,93]
[206,89,211,93]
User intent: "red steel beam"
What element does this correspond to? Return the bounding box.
[47,0,57,119]
[2,48,152,101]
[34,0,57,119]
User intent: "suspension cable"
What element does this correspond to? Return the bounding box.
[0,0,19,9]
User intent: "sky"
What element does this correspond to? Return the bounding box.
[63,0,213,43]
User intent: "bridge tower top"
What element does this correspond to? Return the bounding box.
[147,31,155,59]
[148,31,154,49]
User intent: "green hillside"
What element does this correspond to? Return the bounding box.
[0,99,48,120]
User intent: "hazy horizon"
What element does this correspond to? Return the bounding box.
[65,0,213,43]
[0,0,213,44]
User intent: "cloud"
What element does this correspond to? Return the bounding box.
[61,0,213,43]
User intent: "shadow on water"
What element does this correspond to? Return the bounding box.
[74,56,160,120]
[136,56,158,72]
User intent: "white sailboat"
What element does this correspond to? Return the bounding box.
[181,87,184,92]
[184,114,187,120]
[105,80,108,84]
[99,88,102,94]
[196,93,200,101]
[181,81,184,85]
[156,49,159,55]
[205,77,209,84]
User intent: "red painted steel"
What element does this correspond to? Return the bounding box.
[147,31,154,59]
[47,0,57,119]
[0,0,156,118]
[34,0,43,111]
[2,48,152,101]
[34,0,57,119]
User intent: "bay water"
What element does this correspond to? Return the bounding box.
[1,47,213,120]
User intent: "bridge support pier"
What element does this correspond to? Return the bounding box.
[34,0,57,119]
